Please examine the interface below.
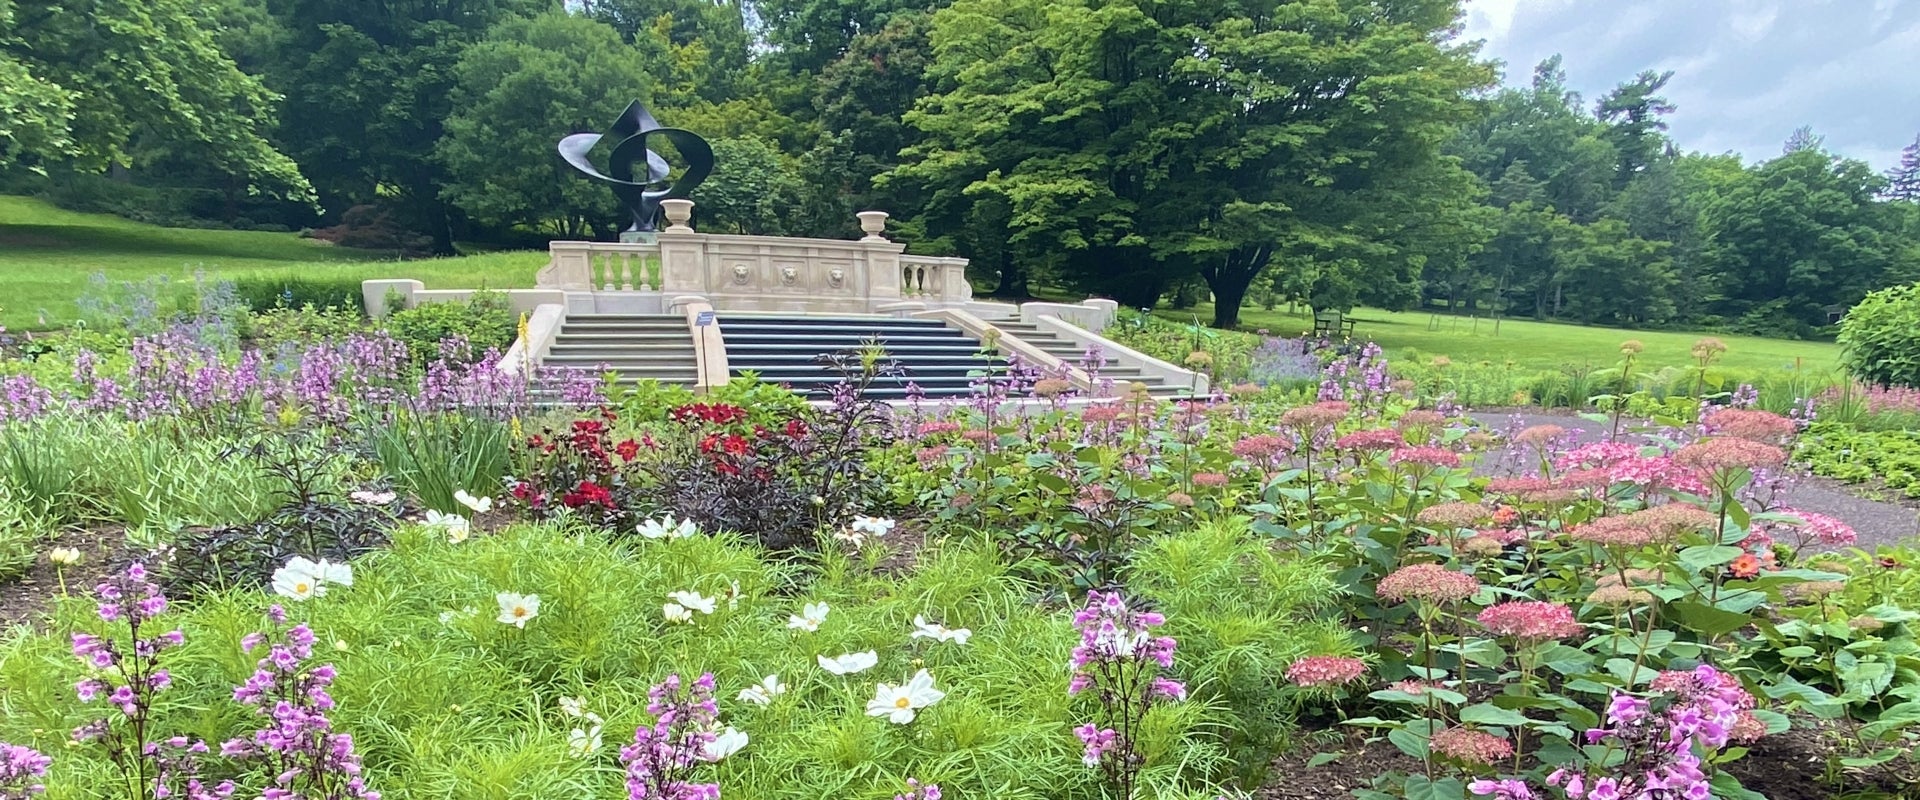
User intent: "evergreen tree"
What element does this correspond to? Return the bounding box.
[1886,133,1920,202]
[1783,125,1824,154]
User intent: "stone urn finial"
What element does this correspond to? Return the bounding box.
[662,199,695,232]
[857,210,890,241]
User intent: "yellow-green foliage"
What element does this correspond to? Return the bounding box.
[0,521,1340,799]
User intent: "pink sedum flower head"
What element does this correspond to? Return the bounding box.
[1429,727,1513,766]
[1285,655,1368,688]
[1377,563,1481,604]
[1391,446,1462,468]
[1477,601,1582,642]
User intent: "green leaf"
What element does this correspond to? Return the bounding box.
[1403,775,1467,800]
[1776,645,1816,658]
[1460,702,1530,727]
[1388,727,1430,760]
[1708,773,1767,800]
[1306,751,1342,769]
[1671,600,1751,636]
[1677,544,1742,572]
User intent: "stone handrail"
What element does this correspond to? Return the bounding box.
[671,296,729,393]
[899,255,970,304]
[1034,314,1209,394]
[911,308,1093,389]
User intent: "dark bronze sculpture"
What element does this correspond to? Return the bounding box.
[559,101,713,236]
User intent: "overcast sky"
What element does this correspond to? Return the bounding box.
[1460,0,1920,172]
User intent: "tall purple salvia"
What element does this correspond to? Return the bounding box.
[70,563,234,800]
[1067,591,1185,798]
[0,742,52,797]
[620,674,721,800]
[222,605,379,800]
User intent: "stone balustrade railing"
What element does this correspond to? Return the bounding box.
[529,205,971,315]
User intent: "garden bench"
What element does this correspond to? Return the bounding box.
[1312,311,1358,338]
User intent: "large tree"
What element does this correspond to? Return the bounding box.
[1886,133,1920,202]
[1700,147,1906,333]
[262,0,546,252]
[0,0,310,199]
[437,12,670,238]
[1594,69,1675,189]
[898,0,1489,326]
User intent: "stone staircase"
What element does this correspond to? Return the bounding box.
[722,315,992,399]
[530,313,1192,400]
[988,321,1190,396]
[539,314,697,385]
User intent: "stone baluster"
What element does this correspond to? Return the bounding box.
[620,253,634,290]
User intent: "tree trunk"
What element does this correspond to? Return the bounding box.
[1210,274,1250,329]
[992,250,1028,297]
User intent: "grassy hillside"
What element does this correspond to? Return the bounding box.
[1159,303,1841,374]
[0,196,543,330]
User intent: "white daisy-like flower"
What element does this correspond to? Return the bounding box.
[312,558,353,587]
[737,674,786,706]
[568,724,603,758]
[559,696,587,718]
[424,510,471,543]
[910,615,971,645]
[270,560,324,601]
[787,601,830,632]
[700,726,748,761]
[865,669,945,724]
[637,515,699,540]
[496,592,540,627]
[850,515,896,538]
[663,603,693,624]
[667,591,717,615]
[818,651,878,675]
[454,490,494,515]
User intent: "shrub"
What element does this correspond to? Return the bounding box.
[382,292,517,361]
[232,276,369,315]
[1839,283,1920,388]
[369,411,511,515]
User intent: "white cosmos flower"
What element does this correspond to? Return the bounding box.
[454,490,494,515]
[270,561,325,601]
[787,601,830,632]
[667,591,717,615]
[496,592,541,627]
[559,696,587,718]
[637,515,699,540]
[738,674,786,706]
[700,726,748,761]
[424,510,471,543]
[850,515,896,538]
[312,558,353,587]
[567,724,603,758]
[865,669,945,724]
[818,651,878,675]
[663,603,693,624]
[910,615,971,645]
[723,580,742,610]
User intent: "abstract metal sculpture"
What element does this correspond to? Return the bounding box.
[558,101,713,236]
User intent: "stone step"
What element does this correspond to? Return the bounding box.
[725,335,976,349]
[727,342,983,356]
[550,335,697,346]
[558,324,690,335]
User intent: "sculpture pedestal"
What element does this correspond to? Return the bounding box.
[620,231,658,244]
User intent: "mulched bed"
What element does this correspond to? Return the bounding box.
[0,524,130,629]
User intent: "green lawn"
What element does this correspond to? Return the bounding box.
[0,195,543,329]
[1160,303,1842,374]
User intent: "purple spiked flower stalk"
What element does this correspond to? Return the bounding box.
[620,674,721,800]
[221,605,379,800]
[1068,591,1185,798]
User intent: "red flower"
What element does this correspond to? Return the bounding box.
[1729,553,1762,579]
[698,434,720,453]
[561,480,613,508]
[615,439,641,461]
[721,434,749,456]
[784,419,809,439]
[571,419,606,436]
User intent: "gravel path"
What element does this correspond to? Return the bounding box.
[1468,410,1918,550]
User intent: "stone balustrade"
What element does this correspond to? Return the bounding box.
[530,206,971,315]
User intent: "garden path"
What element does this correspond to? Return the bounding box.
[1467,410,1919,550]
